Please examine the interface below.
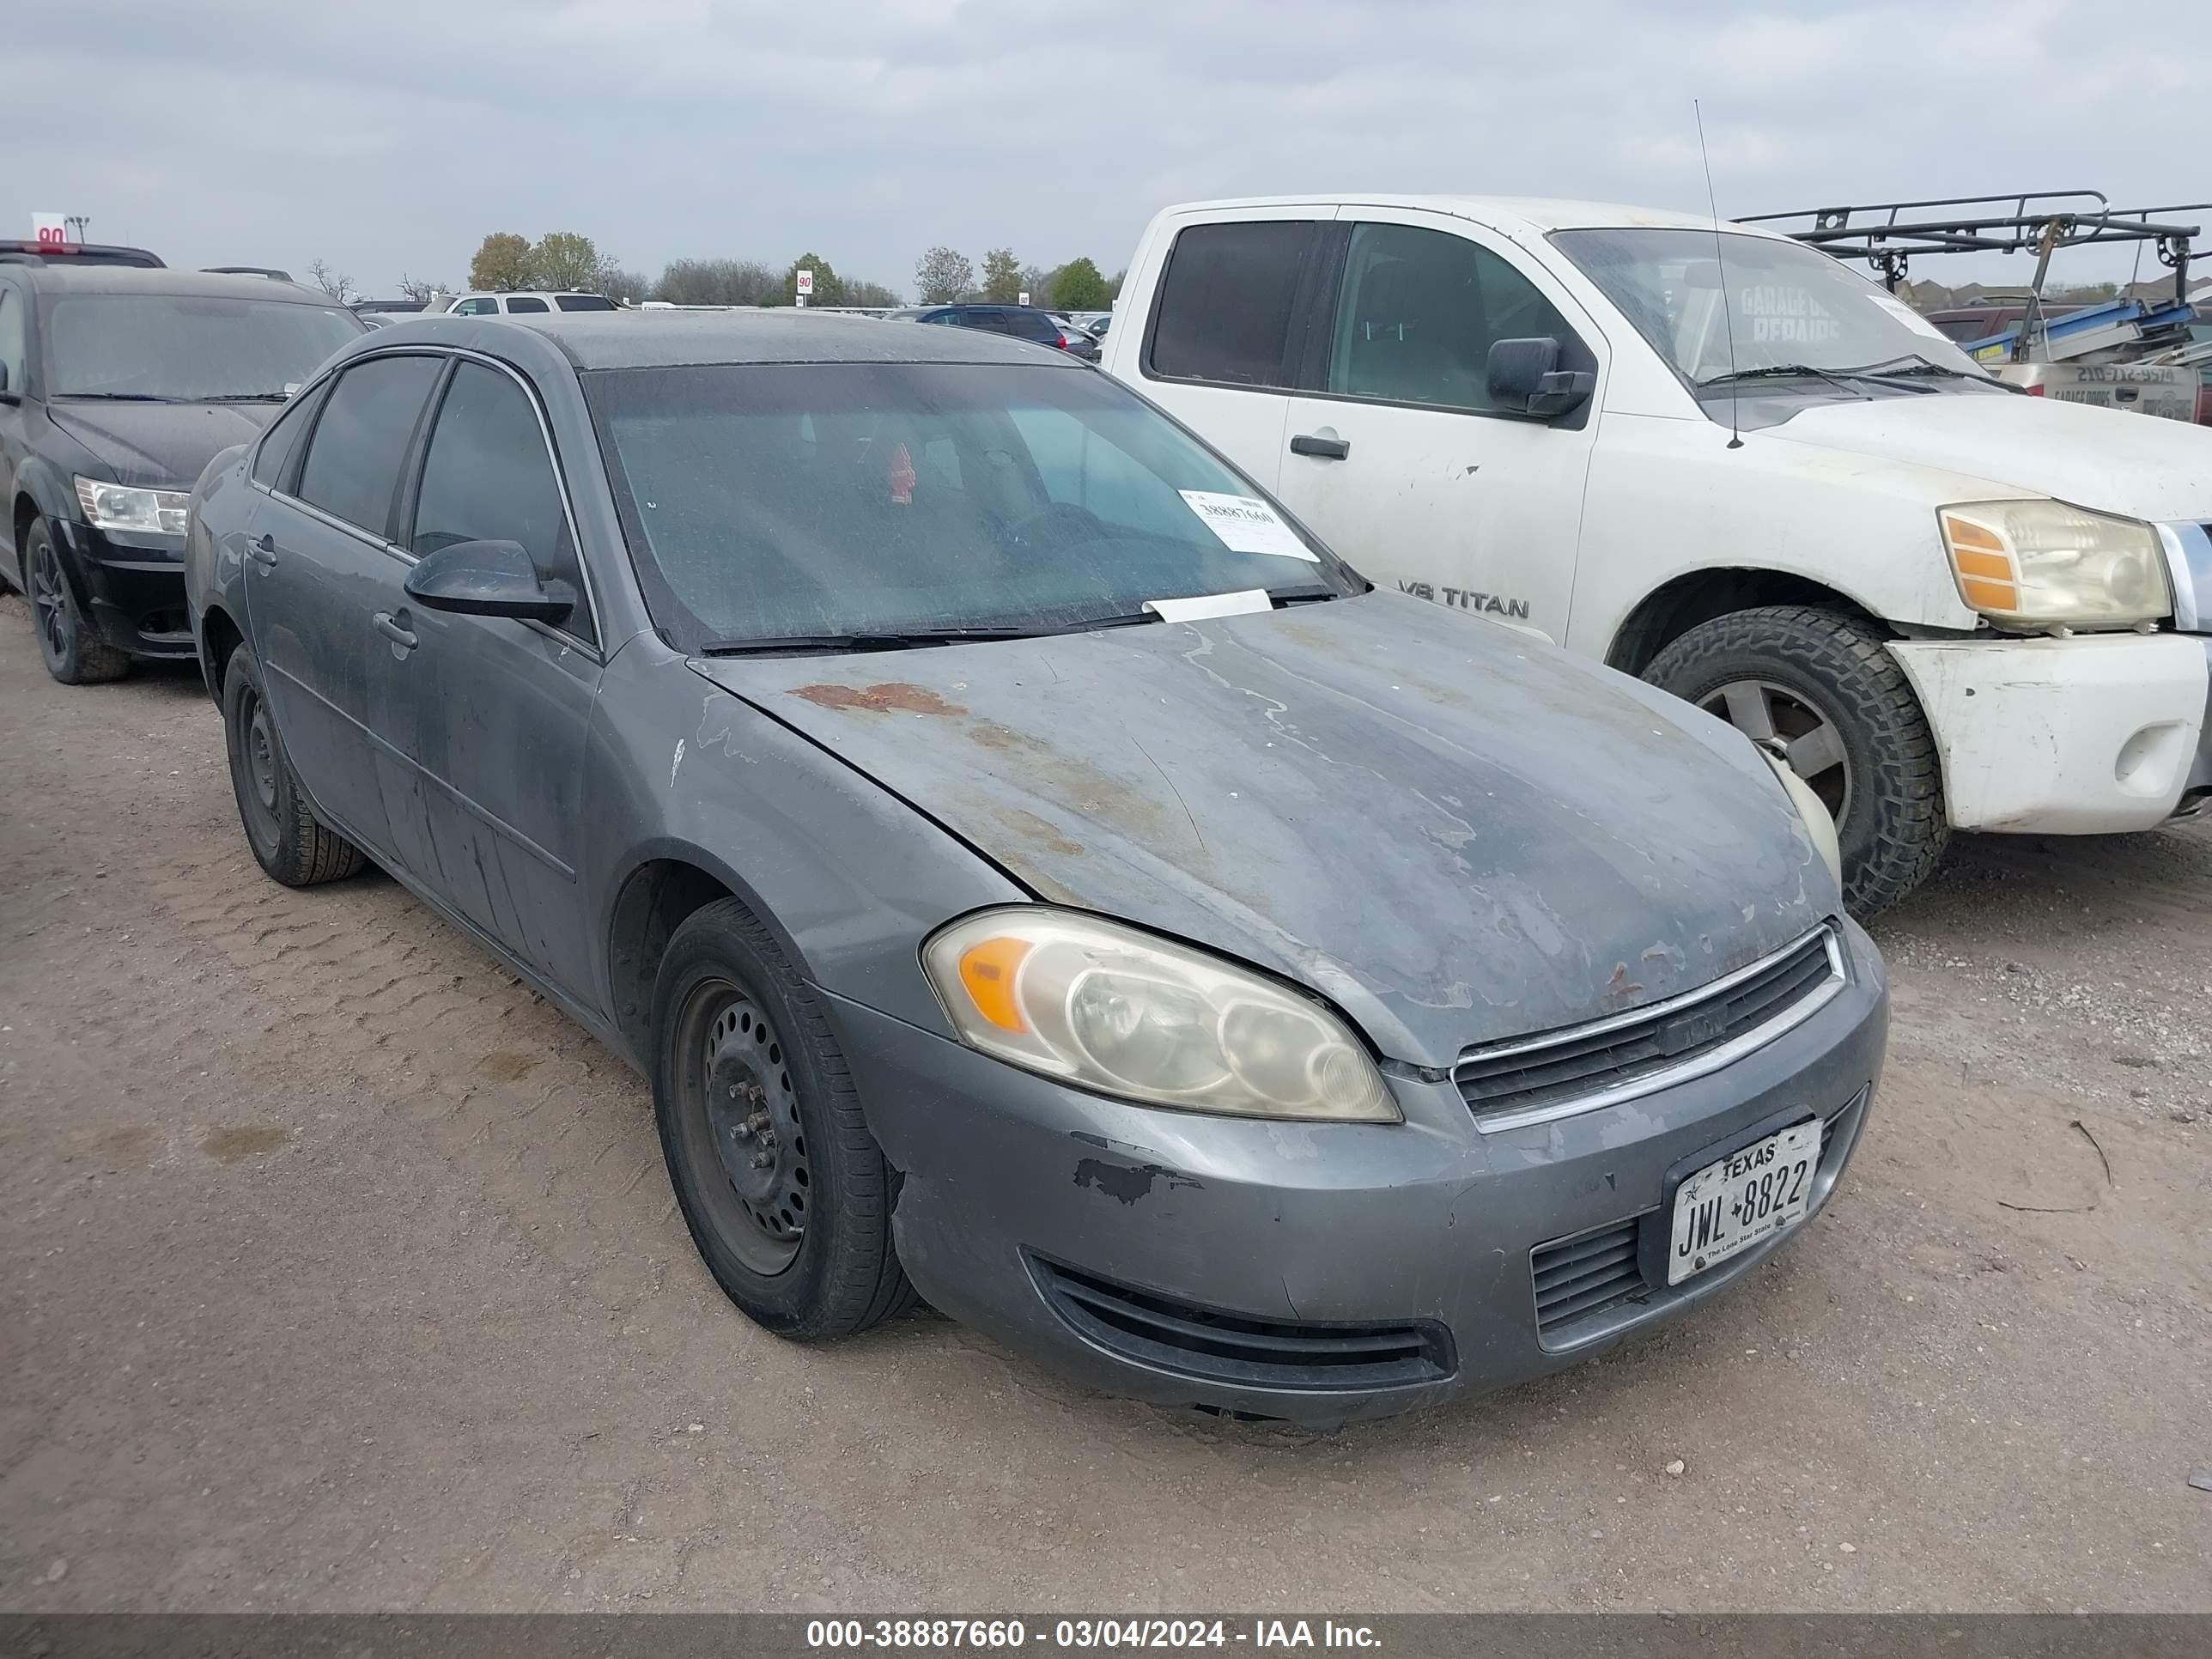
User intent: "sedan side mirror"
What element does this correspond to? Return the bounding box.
[1486,336,1595,421]
[404,538,574,623]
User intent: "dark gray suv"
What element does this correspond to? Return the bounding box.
[185,311,1884,1425]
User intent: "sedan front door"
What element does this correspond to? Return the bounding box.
[391,356,603,1002]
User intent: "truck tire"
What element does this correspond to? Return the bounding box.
[221,644,368,887]
[1644,605,1948,916]
[652,897,917,1340]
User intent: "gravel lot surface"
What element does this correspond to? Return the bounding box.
[2,595,2206,1612]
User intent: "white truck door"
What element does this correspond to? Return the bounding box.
[1269,210,1605,642]
[1109,210,1340,498]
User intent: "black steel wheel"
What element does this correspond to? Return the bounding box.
[651,897,915,1339]
[220,643,367,887]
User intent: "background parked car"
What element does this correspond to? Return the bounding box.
[0,240,163,270]
[0,263,363,683]
[890,303,1099,359]
[185,308,1876,1426]
[439,291,623,316]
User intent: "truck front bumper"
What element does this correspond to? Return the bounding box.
[1889,632,2211,834]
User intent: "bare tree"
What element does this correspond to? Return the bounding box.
[656,258,781,307]
[306,258,359,304]
[396,273,449,303]
[914,246,975,305]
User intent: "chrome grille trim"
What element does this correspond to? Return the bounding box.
[1458,926,1847,1134]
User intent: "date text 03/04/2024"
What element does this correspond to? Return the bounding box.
[805,1620,1382,1650]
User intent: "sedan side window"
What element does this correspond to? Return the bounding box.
[410,362,594,645]
[249,383,324,489]
[1328,222,1581,412]
[295,355,443,538]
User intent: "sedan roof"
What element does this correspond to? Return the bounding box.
[362,309,1083,370]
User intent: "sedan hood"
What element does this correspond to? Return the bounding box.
[46,400,278,491]
[695,592,1831,1067]
[1770,390,2212,520]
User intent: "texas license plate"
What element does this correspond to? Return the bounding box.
[1667,1119,1822,1285]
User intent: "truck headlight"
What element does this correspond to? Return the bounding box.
[75,477,190,537]
[1939,500,2170,631]
[923,908,1400,1122]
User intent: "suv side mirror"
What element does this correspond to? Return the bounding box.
[404,538,574,623]
[0,361,13,399]
[1486,336,1595,421]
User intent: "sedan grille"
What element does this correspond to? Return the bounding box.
[1031,1258,1453,1392]
[1455,927,1844,1132]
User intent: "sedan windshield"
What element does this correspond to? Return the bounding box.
[46,295,363,400]
[1550,228,1991,390]
[585,361,1358,649]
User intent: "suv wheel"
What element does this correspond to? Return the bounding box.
[652,897,916,1340]
[1644,605,1948,916]
[221,643,368,886]
[26,520,130,685]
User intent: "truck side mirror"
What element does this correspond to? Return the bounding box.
[1486,336,1595,421]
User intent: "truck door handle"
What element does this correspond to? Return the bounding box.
[1290,432,1349,460]
[246,533,278,568]
[372,611,418,651]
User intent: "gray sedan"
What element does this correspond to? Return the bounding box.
[184,313,1885,1425]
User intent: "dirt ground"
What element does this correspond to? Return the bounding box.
[1,593,2206,1613]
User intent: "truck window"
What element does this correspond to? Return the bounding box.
[1146,220,1322,389]
[1328,222,1578,412]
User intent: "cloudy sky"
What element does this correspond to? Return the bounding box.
[10,0,2208,298]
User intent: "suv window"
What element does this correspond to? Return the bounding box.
[505,296,550,314]
[410,361,591,641]
[554,295,616,313]
[295,355,442,538]
[1328,222,1579,412]
[1148,220,1323,387]
[453,298,497,316]
[1002,310,1061,343]
[251,383,324,489]
[0,288,23,394]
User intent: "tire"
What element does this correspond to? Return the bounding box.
[220,644,367,887]
[25,520,131,685]
[652,897,916,1340]
[1644,605,1948,916]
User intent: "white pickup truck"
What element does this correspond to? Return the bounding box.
[1100,196,2212,912]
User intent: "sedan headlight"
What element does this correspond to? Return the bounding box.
[76,477,190,537]
[1760,751,1842,889]
[923,908,1399,1122]
[1939,499,2170,631]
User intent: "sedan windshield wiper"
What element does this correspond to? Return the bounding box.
[198,392,292,403]
[697,626,1044,656]
[52,392,183,402]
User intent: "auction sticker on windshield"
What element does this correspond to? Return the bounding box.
[1180,491,1318,561]
[1668,1118,1821,1284]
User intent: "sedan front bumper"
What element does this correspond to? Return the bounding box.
[831,919,1888,1426]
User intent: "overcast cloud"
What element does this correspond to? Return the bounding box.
[9,0,2207,296]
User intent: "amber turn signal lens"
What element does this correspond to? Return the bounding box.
[957,937,1033,1032]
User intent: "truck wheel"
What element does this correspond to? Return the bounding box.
[1644,605,1947,916]
[27,520,131,685]
[221,645,367,886]
[652,898,916,1340]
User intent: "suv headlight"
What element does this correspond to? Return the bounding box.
[76,477,190,537]
[1939,500,2170,631]
[922,908,1399,1122]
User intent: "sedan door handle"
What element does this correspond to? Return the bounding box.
[1289,432,1350,460]
[372,611,418,651]
[246,533,278,567]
